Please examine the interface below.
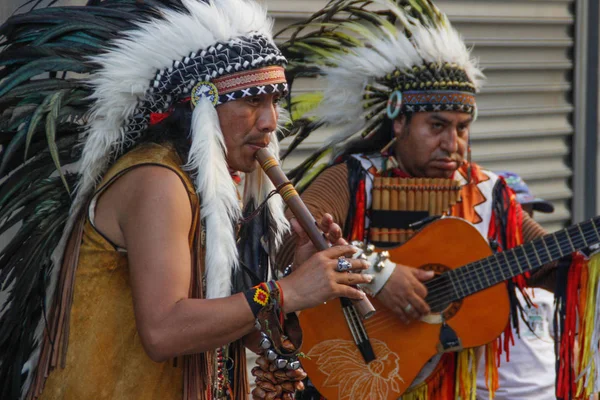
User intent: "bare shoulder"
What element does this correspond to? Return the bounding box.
[95,165,192,247]
[117,165,189,200]
[117,165,192,223]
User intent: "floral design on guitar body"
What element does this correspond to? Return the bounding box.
[307,339,404,399]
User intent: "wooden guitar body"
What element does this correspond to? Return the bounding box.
[298,218,510,400]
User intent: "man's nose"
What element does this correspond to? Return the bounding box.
[441,128,459,153]
[257,103,278,133]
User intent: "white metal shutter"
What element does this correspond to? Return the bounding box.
[267,0,575,233]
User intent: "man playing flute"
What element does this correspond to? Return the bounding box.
[0,1,373,399]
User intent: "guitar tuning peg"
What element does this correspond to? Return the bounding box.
[379,251,389,262]
[375,261,386,272]
[351,240,364,249]
[365,244,375,256]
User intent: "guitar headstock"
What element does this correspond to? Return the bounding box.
[351,241,396,296]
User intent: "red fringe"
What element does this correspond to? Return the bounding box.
[556,254,585,398]
[351,179,366,241]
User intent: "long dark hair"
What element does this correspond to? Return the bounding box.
[118,101,194,162]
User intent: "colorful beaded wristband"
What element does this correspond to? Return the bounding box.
[244,280,284,319]
[244,282,271,318]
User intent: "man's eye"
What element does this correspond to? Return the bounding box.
[432,123,443,130]
[246,96,261,105]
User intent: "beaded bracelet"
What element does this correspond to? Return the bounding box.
[244,282,271,318]
[244,280,285,322]
[265,280,284,325]
[244,280,302,359]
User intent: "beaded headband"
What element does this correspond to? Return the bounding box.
[123,33,288,136]
[363,62,478,127]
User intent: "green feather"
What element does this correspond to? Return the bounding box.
[287,41,340,60]
[33,22,115,46]
[0,57,88,98]
[24,92,55,160]
[45,91,71,194]
[0,203,37,236]
[0,121,31,177]
[290,92,324,120]
[296,162,329,192]
[0,136,77,207]
[0,180,58,222]
[0,168,47,209]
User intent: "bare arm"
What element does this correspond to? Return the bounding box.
[118,166,255,361]
[98,166,371,362]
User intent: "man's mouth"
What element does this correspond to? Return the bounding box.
[247,142,269,152]
[430,158,458,170]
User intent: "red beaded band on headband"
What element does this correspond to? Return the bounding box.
[213,65,286,95]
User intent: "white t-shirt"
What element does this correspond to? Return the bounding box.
[476,288,556,400]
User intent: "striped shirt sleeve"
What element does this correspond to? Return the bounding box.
[521,212,557,291]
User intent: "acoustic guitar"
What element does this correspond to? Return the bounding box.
[297,216,600,400]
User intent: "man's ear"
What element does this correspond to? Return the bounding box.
[392,115,406,139]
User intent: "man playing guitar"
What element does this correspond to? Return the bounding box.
[274,1,571,398]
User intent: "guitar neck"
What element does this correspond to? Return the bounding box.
[444,216,600,302]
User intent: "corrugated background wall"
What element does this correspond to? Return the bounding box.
[0,0,576,232]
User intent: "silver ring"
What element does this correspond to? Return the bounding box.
[336,257,352,272]
[404,304,413,313]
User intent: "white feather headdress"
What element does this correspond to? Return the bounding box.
[68,0,289,299]
[278,0,485,179]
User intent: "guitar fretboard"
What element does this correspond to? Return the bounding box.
[444,216,600,302]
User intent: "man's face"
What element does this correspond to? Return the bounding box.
[393,111,473,179]
[216,93,281,173]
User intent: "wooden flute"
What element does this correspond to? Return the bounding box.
[255,148,375,319]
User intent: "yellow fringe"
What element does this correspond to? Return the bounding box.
[576,253,600,398]
[455,348,477,400]
[484,341,499,399]
[401,383,428,400]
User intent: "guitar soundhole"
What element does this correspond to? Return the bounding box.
[423,264,462,319]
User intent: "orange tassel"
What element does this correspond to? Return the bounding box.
[484,340,500,398]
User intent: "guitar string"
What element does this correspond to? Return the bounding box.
[422,222,599,310]
[426,226,598,311]
[424,223,594,306]
[353,227,594,333]
[423,221,594,296]
[424,234,572,298]
[344,224,598,341]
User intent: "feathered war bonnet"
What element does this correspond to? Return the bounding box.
[76,0,290,299]
[278,0,485,181]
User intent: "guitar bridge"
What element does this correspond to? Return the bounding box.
[341,298,376,363]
